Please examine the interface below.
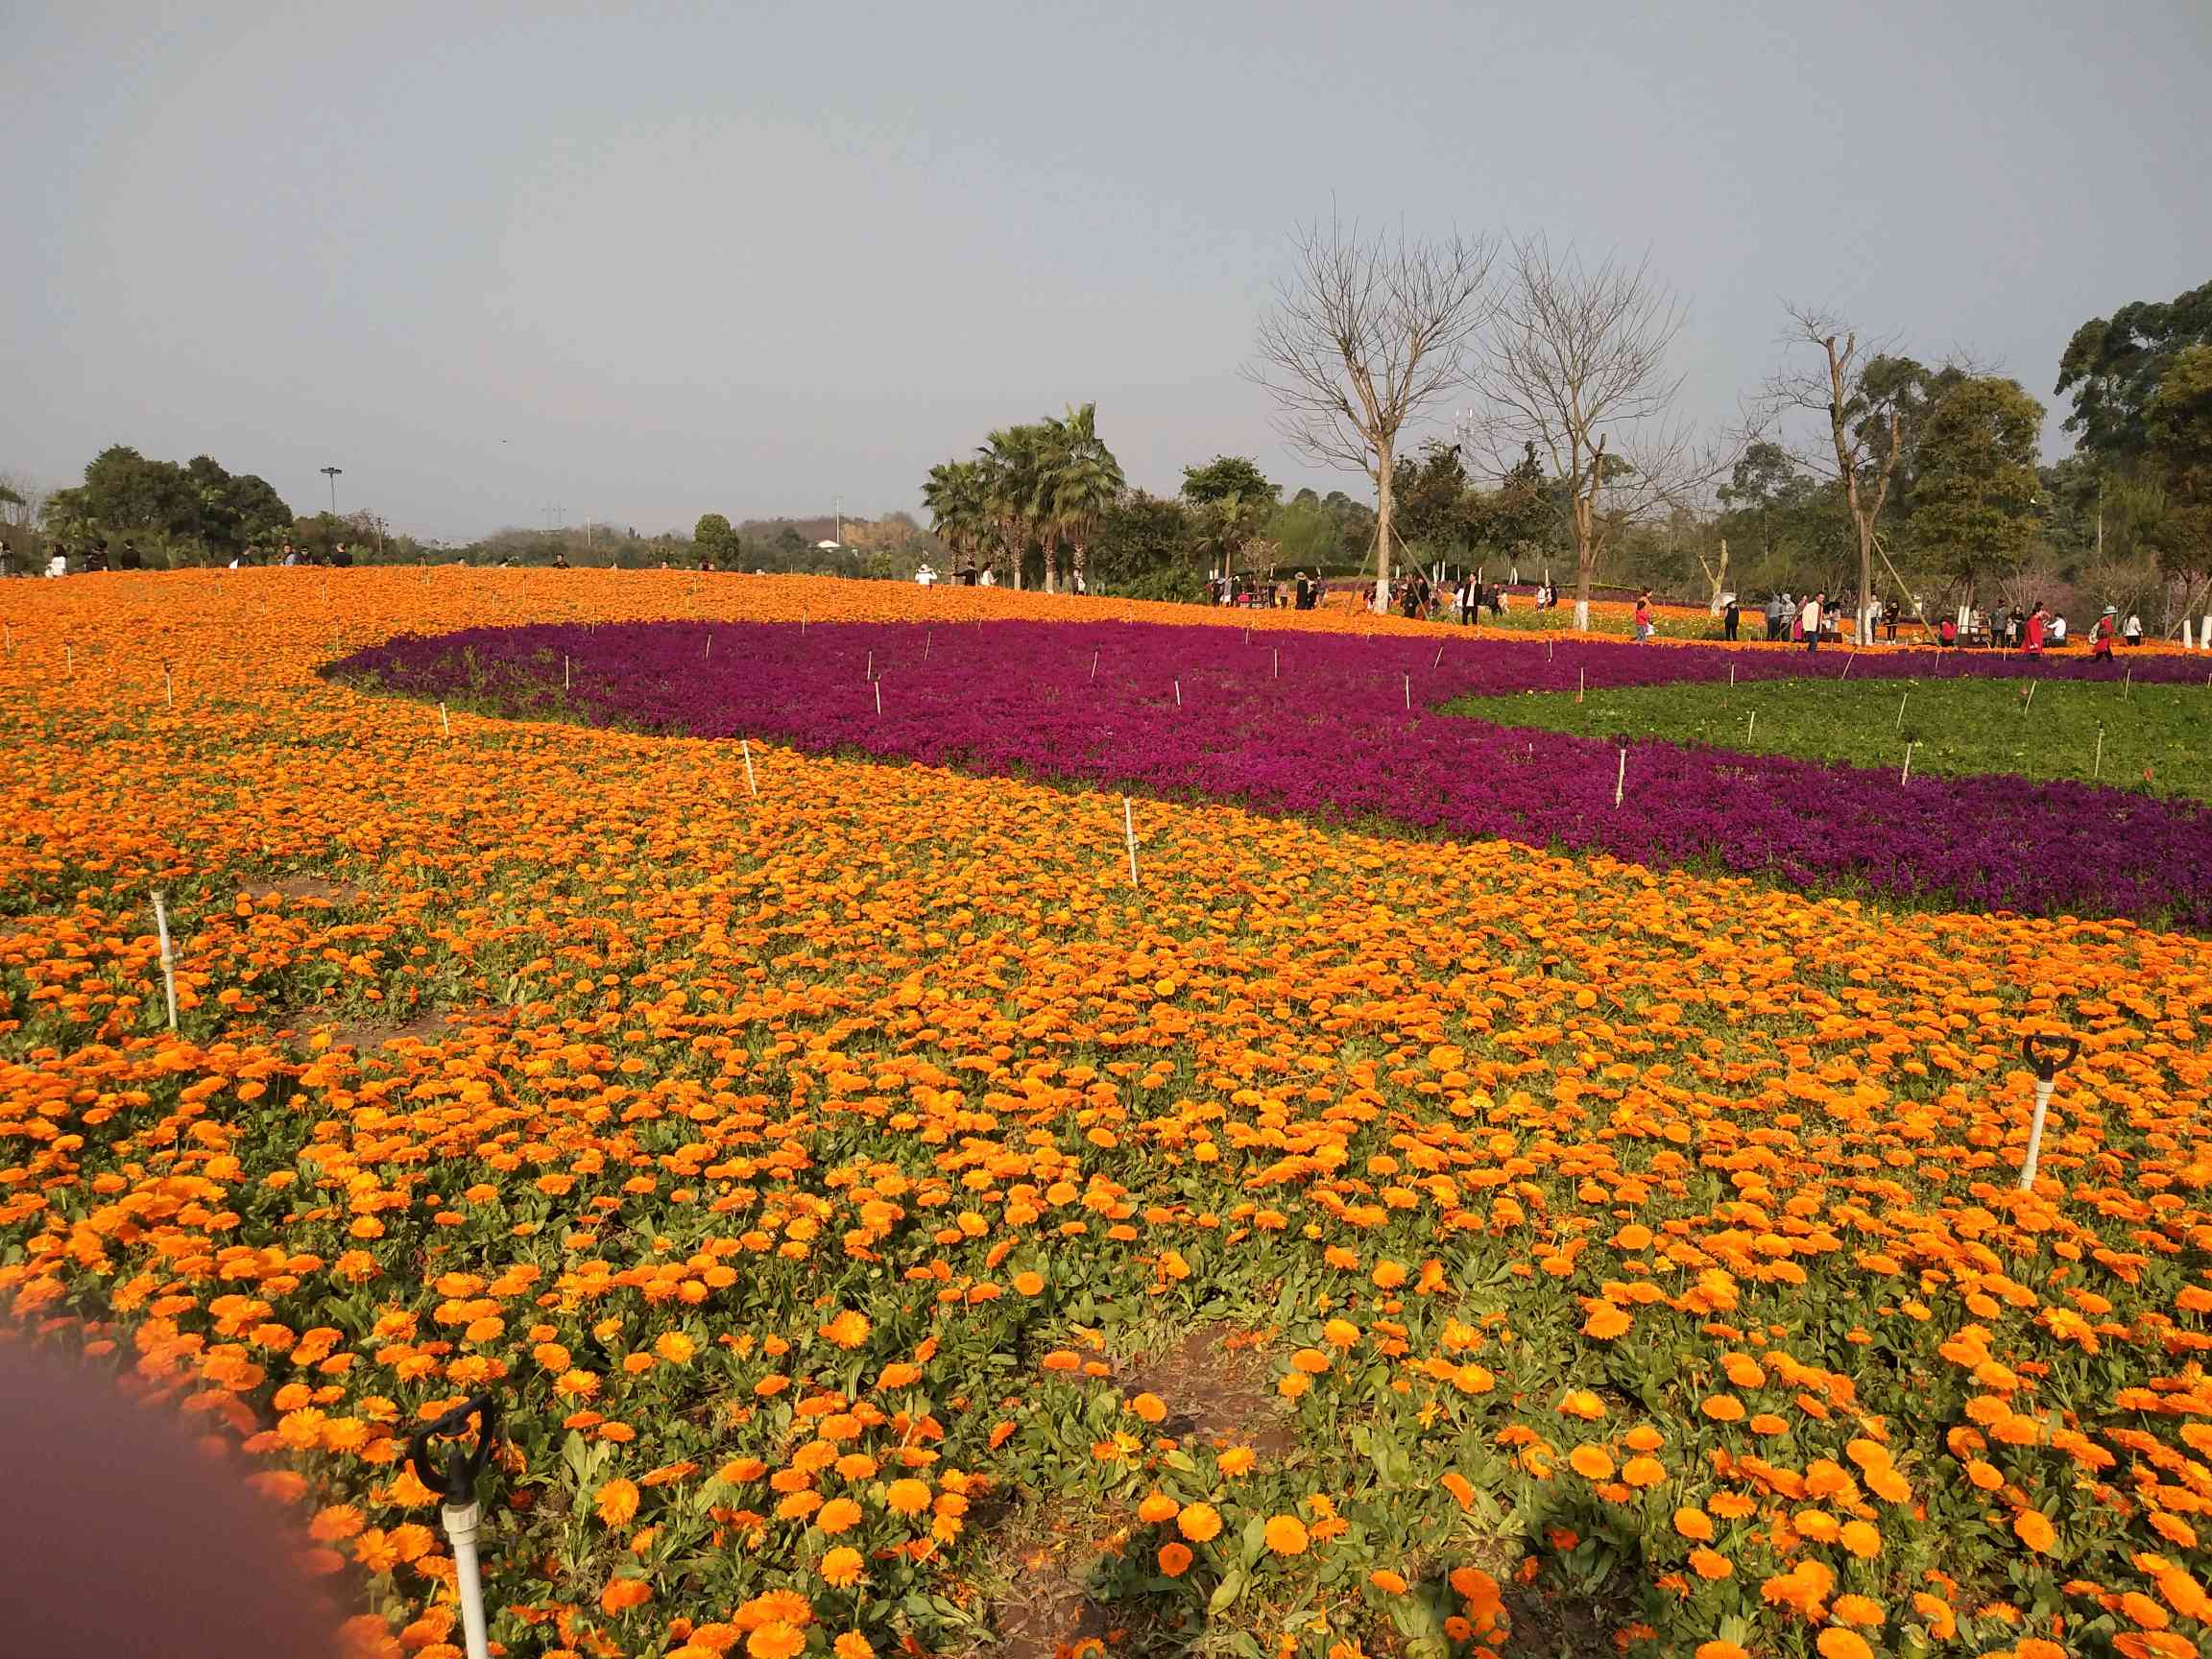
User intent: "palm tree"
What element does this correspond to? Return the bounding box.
[1041,403,1124,593]
[978,425,1049,589]
[921,460,990,575]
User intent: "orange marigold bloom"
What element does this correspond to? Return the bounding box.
[1688,1548,1732,1580]
[818,1546,864,1588]
[1568,1445,1614,1480]
[2014,1508,2056,1552]
[1158,1542,1193,1576]
[746,1624,805,1659]
[1831,1594,1884,1626]
[1369,1569,1408,1594]
[1177,1502,1222,1543]
[1263,1515,1309,1556]
[1673,1507,1714,1542]
[819,1311,870,1349]
[884,1479,931,1516]
[599,1576,652,1614]
[815,1498,863,1535]
[595,1478,639,1527]
[1815,1630,1872,1659]
[1583,1307,1632,1340]
[1216,1446,1257,1477]
[1128,1392,1167,1424]
[1137,1491,1180,1525]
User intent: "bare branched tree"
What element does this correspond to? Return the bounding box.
[1471,236,1728,630]
[1247,219,1497,609]
[1763,306,1913,636]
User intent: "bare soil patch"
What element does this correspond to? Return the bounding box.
[241,874,369,904]
[1119,1324,1294,1456]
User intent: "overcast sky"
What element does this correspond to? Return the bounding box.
[5,1,2207,540]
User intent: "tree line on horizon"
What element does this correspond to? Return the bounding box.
[7,266,2205,630]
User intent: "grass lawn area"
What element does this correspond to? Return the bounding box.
[1449,671,2212,801]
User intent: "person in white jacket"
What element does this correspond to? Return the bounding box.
[1800,591,1825,654]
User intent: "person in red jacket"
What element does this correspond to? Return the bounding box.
[2024,602,2046,655]
[2091,605,2117,661]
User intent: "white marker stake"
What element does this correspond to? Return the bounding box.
[440,702,450,737]
[741,739,757,797]
[874,680,882,716]
[66,643,74,673]
[1432,642,1444,668]
[2093,724,2104,781]
[1747,709,1757,742]
[1614,747,1625,808]
[866,649,874,681]
[1729,662,1736,689]
[1122,796,1140,889]
[1896,690,1907,731]
[2019,1073,2056,1191]
[706,635,712,662]
[163,662,173,709]
[563,655,570,690]
[1174,679,1182,708]
[1404,673,1410,710]
[152,890,178,1033]
[1576,667,1585,705]
[1272,647,1279,680]
[925,630,932,662]
[1900,741,1914,785]
[2124,668,2131,700]
[1841,651,1855,680]
[2024,680,2036,709]
[1090,649,1098,682]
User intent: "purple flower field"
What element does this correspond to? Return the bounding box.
[332,620,2212,926]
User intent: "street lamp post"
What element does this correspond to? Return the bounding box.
[322,467,344,516]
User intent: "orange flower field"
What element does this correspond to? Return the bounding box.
[4,569,2211,1659]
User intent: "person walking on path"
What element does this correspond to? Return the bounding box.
[1801,591,1825,655]
[2024,602,2046,656]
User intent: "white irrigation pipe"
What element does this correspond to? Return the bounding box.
[2018,1037,2079,1192]
[152,890,178,1032]
[445,1501,491,1659]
